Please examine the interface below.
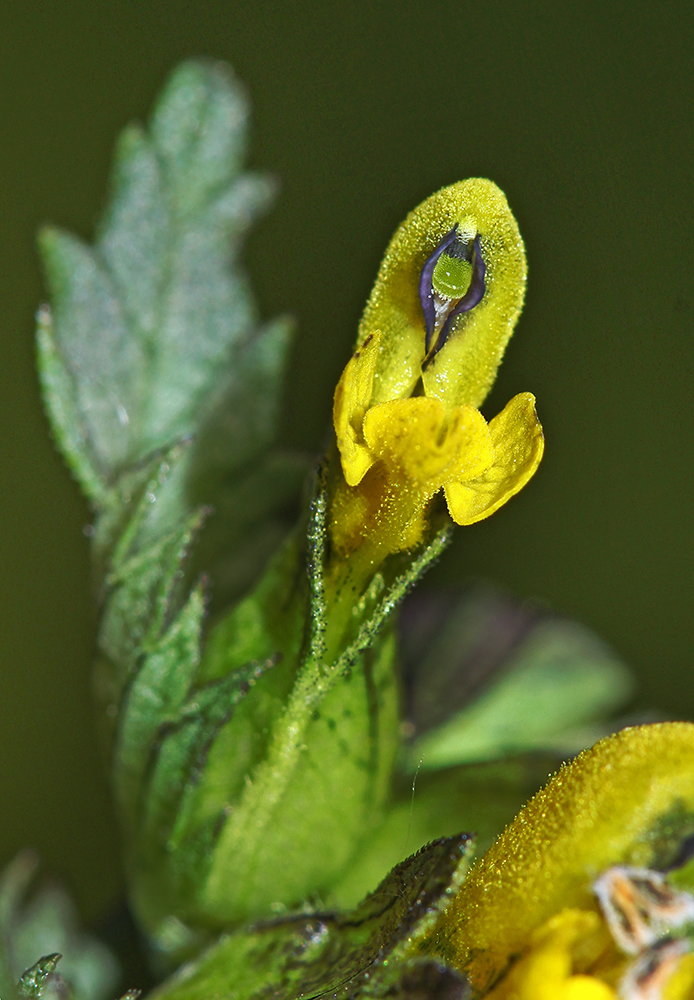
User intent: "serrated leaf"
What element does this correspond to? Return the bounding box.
[89,441,193,576]
[113,473,452,945]
[97,506,206,713]
[185,487,451,930]
[111,585,207,829]
[197,630,401,927]
[143,658,277,855]
[128,660,284,942]
[150,61,250,217]
[36,307,106,505]
[109,534,310,944]
[40,60,288,489]
[150,835,473,1000]
[39,226,144,473]
[37,72,307,922]
[97,124,169,345]
[121,315,300,595]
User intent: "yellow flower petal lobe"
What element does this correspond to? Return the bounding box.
[333,332,381,486]
[664,952,694,1000]
[363,397,493,491]
[444,392,544,525]
[486,910,617,1000]
[329,461,428,556]
[562,978,617,1000]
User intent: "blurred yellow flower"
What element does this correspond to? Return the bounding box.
[425,723,694,1000]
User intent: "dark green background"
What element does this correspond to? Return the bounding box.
[1,2,692,921]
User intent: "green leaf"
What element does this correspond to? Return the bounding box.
[36,307,106,505]
[329,756,557,910]
[111,475,452,953]
[401,588,633,771]
[109,583,207,828]
[0,854,119,1000]
[39,60,286,485]
[149,61,250,217]
[150,835,473,1000]
[115,517,397,948]
[39,58,304,610]
[38,226,146,474]
[134,657,279,914]
[187,486,451,932]
[36,59,310,950]
[18,955,62,1000]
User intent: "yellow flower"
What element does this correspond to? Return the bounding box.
[425,723,694,1000]
[331,179,544,556]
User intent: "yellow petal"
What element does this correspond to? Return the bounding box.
[485,910,616,1000]
[357,178,526,409]
[333,332,381,486]
[429,722,694,993]
[362,396,493,492]
[664,952,694,1000]
[444,392,543,525]
[562,977,617,1000]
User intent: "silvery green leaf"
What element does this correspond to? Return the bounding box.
[39,60,287,487]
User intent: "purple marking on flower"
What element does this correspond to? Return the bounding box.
[420,235,487,365]
[418,226,460,346]
[436,235,486,349]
